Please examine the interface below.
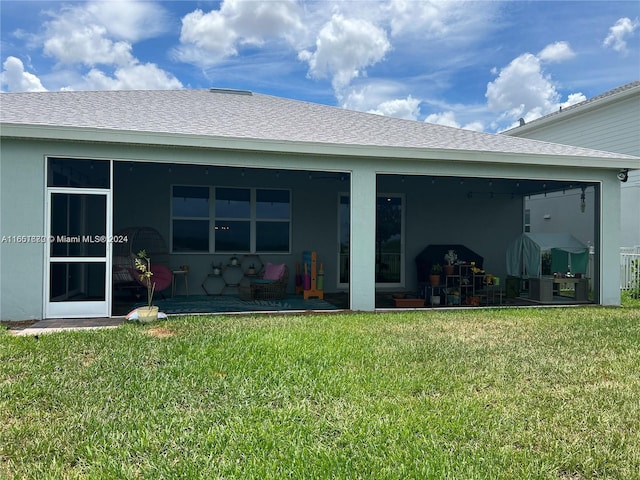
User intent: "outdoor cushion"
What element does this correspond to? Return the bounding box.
[133,263,173,292]
[263,263,286,280]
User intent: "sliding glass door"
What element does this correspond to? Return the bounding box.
[338,193,404,287]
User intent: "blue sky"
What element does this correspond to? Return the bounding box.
[1,0,638,132]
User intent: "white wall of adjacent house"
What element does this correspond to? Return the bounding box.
[505,86,640,249]
[621,170,640,249]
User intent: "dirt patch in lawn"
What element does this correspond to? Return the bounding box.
[145,326,176,338]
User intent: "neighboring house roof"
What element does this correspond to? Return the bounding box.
[1,89,638,168]
[504,80,640,135]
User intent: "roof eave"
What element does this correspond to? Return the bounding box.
[2,122,638,170]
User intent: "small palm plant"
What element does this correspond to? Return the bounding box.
[135,250,157,317]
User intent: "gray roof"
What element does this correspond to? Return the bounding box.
[1,89,639,163]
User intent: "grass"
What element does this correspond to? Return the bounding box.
[621,289,640,308]
[2,306,640,479]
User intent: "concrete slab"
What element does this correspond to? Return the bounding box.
[10,317,125,336]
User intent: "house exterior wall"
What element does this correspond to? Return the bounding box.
[600,175,623,305]
[511,96,639,156]
[0,139,357,320]
[0,136,628,320]
[621,171,640,247]
[0,139,47,320]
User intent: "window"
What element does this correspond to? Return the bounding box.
[172,186,290,253]
[48,157,110,188]
[339,195,350,283]
[376,196,403,283]
[255,189,291,252]
[338,193,404,286]
[524,208,531,233]
[215,188,251,252]
[172,186,210,252]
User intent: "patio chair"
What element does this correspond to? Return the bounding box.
[249,263,289,301]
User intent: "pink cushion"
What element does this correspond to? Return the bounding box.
[133,264,173,291]
[151,264,173,291]
[263,263,285,281]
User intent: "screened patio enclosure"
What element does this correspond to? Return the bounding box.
[110,160,601,314]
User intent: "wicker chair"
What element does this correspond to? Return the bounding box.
[112,227,172,296]
[250,264,289,301]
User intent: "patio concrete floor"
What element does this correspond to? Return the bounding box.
[8,317,125,336]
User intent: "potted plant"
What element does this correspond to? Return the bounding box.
[135,249,158,322]
[430,263,442,286]
[444,249,457,275]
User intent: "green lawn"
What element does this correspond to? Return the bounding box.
[2,306,639,479]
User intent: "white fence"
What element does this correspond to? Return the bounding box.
[621,246,640,290]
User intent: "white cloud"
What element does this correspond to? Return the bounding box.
[368,96,421,120]
[176,0,304,66]
[485,42,584,128]
[1,56,47,92]
[486,53,558,113]
[338,81,402,111]
[424,111,483,131]
[561,92,587,110]
[461,121,484,132]
[386,0,450,36]
[85,0,170,43]
[385,0,494,40]
[79,64,183,91]
[603,17,639,54]
[178,9,238,62]
[331,81,423,121]
[538,41,575,62]
[42,0,168,66]
[299,13,391,94]
[424,112,460,128]
[11,0,181,91]
[221,0,304,45]
[425,110,459,127]
[44,23,135,67]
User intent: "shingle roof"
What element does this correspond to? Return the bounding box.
[1,88,638,162]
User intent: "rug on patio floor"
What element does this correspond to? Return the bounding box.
[134,294,339,314]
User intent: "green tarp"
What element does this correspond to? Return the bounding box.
[506,233,589,277]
